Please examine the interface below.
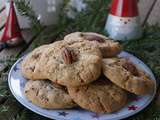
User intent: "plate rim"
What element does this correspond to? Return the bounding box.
[8,58,67,120]
[8,51,157,120]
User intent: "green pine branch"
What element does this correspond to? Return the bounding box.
[14,0,44,34]
[0,0,159,120]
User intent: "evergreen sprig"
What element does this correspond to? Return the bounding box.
[14,0,44,34]
[52,0,111,40]
[0,0,160,120]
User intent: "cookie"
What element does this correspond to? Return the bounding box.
[67,76,128,113]
[24,80,76,109]
[21,45,49,80]
[41,40,102,86]
[22,40,102,87]
[102,58,155,95]
[64,32,122,58]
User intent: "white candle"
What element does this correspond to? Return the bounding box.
[5,0,63,28]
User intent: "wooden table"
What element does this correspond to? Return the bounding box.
[0,0,160,120]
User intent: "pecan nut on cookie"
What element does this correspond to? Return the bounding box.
[22,40,102,87]
[102,58,155,95]
[24,80,76,109]
[40,40,102,87]
[67,76,128,113]
[64,32,122,58]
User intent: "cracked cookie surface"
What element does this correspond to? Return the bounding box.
[21,45,49,80]
[67,76,127,113]
[22,40,102,87]
[102,58,155,95]
[64,32,122,58]
[24,80,76,109]
[40,40,102,86]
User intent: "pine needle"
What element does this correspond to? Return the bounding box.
[14,0,44,34]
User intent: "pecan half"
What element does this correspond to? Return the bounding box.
[82,34,105,43]
[122,60,139,76]
[61,47,76,64]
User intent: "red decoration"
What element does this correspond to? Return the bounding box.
[110,0,139,17]
[105,0,143,41]
[1,0,23,46]
[128,105,138,111]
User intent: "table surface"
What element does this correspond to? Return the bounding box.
[0,1,160,120]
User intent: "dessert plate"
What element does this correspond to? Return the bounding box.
[8,51,157,120]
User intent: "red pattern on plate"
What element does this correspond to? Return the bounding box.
[128,105,138,111]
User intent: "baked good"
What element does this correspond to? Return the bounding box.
[67,76,128,113]
[24,80,76,109]
[102,58,155,95]
[21,45,49,80]
[40,40,102,86]
[22,40,102,87]
[64,32,122,58]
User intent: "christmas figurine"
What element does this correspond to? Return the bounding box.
[105,0,143,41]
[0,0,24,50]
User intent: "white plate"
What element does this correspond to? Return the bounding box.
[8,51,157,120]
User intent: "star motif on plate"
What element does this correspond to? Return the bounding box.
[58,111,69,117]
[91,113,101,119]
[13,65,19,72]
[128,105,138,111]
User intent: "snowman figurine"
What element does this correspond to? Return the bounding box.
[105,0,143,41]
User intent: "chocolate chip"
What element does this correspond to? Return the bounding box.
[31,87,35,90]
[25,91,28,93]
[84,86,89,91]
[29,66,35,72]
[32,53,41,59]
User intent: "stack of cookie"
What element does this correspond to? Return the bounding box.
[21,32,155,113]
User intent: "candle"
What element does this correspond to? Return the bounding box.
[5,0,63,28]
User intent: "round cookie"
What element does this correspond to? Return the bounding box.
[21,45,49,80]
[64,32,122,58]
[67,76,128,113]
[102,58,155,95]
[24,80,76,109]
[39,40,102,87]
